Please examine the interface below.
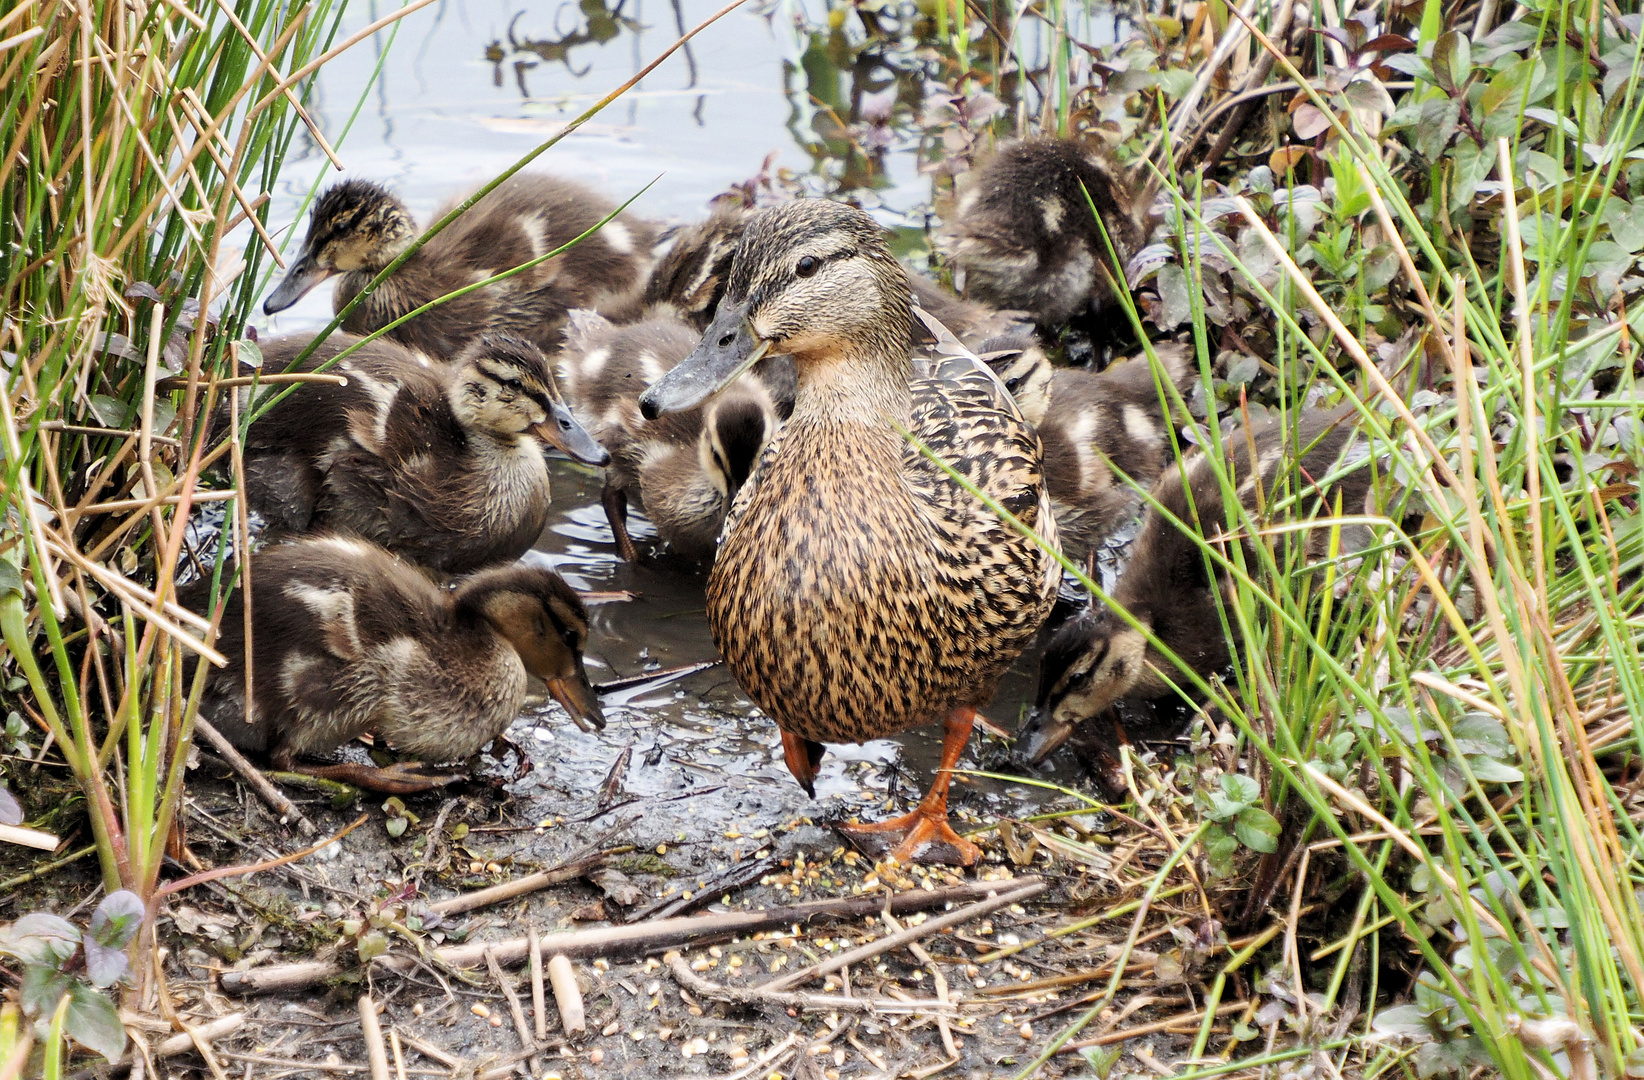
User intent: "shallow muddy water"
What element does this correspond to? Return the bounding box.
[248,0,1100,827]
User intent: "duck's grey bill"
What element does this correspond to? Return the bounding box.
[263,253,331,314]
[638,301,770,419]
[1017,708,1073,765]
[534,403,611,467]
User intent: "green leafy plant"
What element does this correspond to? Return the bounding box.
[0,891,145,1064]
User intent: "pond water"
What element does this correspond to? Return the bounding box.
[251,0,1095,832]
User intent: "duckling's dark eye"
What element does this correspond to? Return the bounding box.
[795,255,820,278]
[1005,377,1021,393]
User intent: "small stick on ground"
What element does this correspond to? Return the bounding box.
[388,1029,408,1080]
[484,947,539,1075]
[667,953,956,1014]
[429,852,607,916]
[546,954,585,1035]
[883,909,960,1063]
[528,929,547,1042]
[761,879,1045,992]
[358,995,390,1080]
[195,718,317,836]
[156,1014,246,1058]
[0,823,60,850]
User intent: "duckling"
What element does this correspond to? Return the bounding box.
[631,203,1028,348]
[939,138,1145,326]
[557,310,782,561]
[263,174,657,357]
[1019,410,1369,764]
[194,536,604,793]
[638,200,1059,866]
[981,336,1196,559]
[238,331,609,575]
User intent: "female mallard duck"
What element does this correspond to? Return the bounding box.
[194,537,603,793]
[631,202,1027,347]
[939,138,1144,326]
[238,332,609,575]
[981,335,1196,559]
[557,310,782,561]
[638,200,1059,866]
[1019,410,1369,763]
[263,174,657,357]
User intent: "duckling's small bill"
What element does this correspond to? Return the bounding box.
[536,403,611,467]
[639,301,771,419]
[264,252,331,314]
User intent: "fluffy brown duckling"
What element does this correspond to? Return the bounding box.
[557,310,782,561]
[263,174,656,356]
[1020,410,1370,764]
[194,537,604,793]
[982,336,1196,558]
[631,203,1027,348]
[237,332,609,575]
[939,138,1145,326]
[639,200,1059,866]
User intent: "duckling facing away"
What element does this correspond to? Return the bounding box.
[1020,410,1369,765]
[939,138,1145,326]
[639,200,1059,866]
[557,310,782,561]
[238,332,609,575]
[194,537,603,793]
[982,336,1196,559]
[263,174,656,357]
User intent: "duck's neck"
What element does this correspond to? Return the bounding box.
[789,343,913,430]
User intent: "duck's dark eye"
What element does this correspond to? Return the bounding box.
[795,255,820,278]
[505,378,524,392]
[1006,377,1021,393]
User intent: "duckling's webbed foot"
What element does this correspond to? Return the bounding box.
[298,761,465,795]
[602,481,640,563]
[836,707,982,867]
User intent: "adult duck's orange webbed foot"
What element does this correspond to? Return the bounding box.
[836,706,981,867]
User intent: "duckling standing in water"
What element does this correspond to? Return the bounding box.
[939,138,1145,326]
[238,332,609,575]
[640,200,1059,866]
[981,336,1196,559]
[194,537,604,793]
[557,310,782,561]
[1020,410,1370,765]
[263,174,656,357]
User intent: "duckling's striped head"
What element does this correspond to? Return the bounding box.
[641,205,749,329]
[454,333,610,466]
[264,180,417,314]
[639,201,911,418]
[1020,607,1148,763]
[457,566,604,731]
[977,331,1053,427]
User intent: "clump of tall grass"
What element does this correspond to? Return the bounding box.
[866,0,1644,1073]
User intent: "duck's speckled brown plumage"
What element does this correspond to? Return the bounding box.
[558,311,782,560]
[265,175,656,356]
[673,200,1060,747]
[193,537,601,783]
[983,336,1196,558]
[238,332,604,575]
[1021,409,1369,762]
[940,138,1144,325]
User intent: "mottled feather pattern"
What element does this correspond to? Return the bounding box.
[191,539,530,762]
[317,174,657,356]
[709,352,1057,746]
